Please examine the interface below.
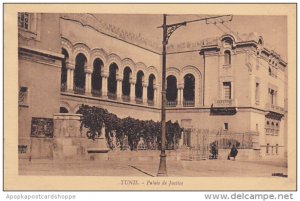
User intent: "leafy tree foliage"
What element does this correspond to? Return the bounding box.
[77,104,183,150]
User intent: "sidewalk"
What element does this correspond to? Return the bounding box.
[19,158,288,177]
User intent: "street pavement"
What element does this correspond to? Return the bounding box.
[19,158,287,177]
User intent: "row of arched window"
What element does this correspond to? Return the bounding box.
[166,74,195,106]
[265,119,280,136]
[61,49,158,104]
[61,48,197,107]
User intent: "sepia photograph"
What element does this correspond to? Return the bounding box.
[3,3,297,191]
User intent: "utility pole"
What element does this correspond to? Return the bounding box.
[157,14,232,177]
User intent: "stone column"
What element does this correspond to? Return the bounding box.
[66,68,71,91]
[143,83,148,104]
[71,69,75,91]
[130,80,136,103]
[117,77,123,100]
[101,71,109,98]
[178,84,184,107]
[67,62,75,92]
[85,68,92,95]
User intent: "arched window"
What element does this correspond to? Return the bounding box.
[122,67,132,101]
[61,48,69,91]
[59,107,69,113]
[74,53,87,94]
[135,71,144,103]
[224,50,231,65]
[183,74,195,107]
[91,59,103,97]
[147,74,155,105]
[166,75,177,107]
[108,63,118,99]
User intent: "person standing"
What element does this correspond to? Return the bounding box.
[227,144,238,161]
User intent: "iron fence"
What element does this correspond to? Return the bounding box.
[74,86,85,95]
[91,89,102,97]
[183,100,195,107]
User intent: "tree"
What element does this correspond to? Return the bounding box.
[77,105,106,140]
[77,104,183,150]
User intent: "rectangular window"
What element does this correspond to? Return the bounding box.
[224,123,229,131]
[18,13,30,30]
[19,87,28,106]
[266,143,269,154]
[18,145,28,154]
[223,82,231,99]
[268,88,277,105]
[255,82,260,103]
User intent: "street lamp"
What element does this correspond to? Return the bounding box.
[157,14,232,177]
[157,14,186,177]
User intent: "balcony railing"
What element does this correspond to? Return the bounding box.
[91,89,102,97]
[122,95,130,102]
[265,103,284,115]
[213,99,236,107]
[265,127,279,136]
[61,85,160,107]
[107,92,117,100]
[167,100,177,107]
[74,86,85,95]
[135,97,143,104]
[147,99,154,106]
[61,83,67,92]
[183,100,195,107]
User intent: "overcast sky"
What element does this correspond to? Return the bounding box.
[96,14,287,60]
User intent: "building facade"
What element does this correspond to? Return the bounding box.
[18,13,287,160]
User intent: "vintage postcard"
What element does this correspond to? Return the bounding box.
[3,3,297,190]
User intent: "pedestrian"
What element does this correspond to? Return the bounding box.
[211,142,218,159]
[227,144,238,161]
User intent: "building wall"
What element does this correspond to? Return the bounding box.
[60,18,161,77]
[167,109,251,132]
[60,94,161,121]
[166,51,204,107]
[18,13,62,159]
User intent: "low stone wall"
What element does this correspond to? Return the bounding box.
[24,113,284,162]
[217,149,261,161]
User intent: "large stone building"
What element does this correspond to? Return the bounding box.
[18,13,287,160]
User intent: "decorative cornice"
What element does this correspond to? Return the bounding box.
[19,45,64,59]
[60,14,287,66]
[19,46,63,68]
[61,13,161,53]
